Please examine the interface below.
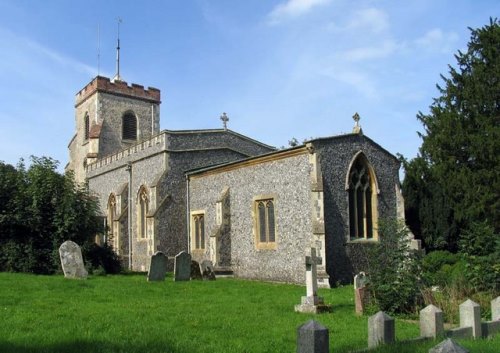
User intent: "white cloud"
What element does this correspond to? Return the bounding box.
[267,0,331,24]
[342,40,397,61]
[346,7,389,34]
[415,28,459,53]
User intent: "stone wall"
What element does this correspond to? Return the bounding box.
[188,150,313,284]
[87,129,274,271]
[313,134,401,284]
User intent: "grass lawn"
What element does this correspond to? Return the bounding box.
[0,273,498,353]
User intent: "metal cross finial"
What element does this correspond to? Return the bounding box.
[353,112,360,125]
[220,112,229,131]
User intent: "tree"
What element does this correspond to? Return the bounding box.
[0,157,106,274]
[403,19,500,251]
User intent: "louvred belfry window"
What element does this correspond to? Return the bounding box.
[122,112,137,140]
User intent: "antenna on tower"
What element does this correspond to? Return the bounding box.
[113,17,123,82]
[97,24,100,76]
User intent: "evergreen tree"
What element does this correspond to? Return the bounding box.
[403,19,500,251]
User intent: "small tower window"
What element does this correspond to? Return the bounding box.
[84,113,90,140]
[122,112,137,140]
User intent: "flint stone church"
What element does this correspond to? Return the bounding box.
[66,74,413,286]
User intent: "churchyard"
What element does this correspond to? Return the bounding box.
[1,272,498,353]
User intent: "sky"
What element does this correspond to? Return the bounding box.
[0,0,497,171]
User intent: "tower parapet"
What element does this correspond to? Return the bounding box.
[75,76,161,107]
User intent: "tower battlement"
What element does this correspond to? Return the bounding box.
[75,76,161,107]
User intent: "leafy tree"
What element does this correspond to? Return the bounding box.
[403,19,500,251]
[0,157,109,274]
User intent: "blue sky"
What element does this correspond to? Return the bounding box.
[0,0,497,170]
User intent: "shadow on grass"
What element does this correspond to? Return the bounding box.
[0,340,192,353]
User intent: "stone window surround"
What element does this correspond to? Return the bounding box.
[190,210,206,252]
[137,185,149,240]
[252,194,278,250]
[345,151,379,242]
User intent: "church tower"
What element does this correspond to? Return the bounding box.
[66,77,161,183]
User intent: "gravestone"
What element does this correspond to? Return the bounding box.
[200,260,216,280]
[190,260,203,280]
[174,251,191,281]
[295,248,331,314]
[368,311,395,348]
[492,296,500,321]
[420,304,444,338]
[459,299,481,338]
[354,272,369,315]
[297,320,329,353]
[147,251,167,281]
[59,240,88,279]
[428,338,469,353]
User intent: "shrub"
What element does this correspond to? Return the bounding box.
[82,242,122,275]
[366,219,423,315]
[421,250,461,287]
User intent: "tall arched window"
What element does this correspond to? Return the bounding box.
[137,186,148,239]
[107,194,117,249]
[348,155,377,239]
[84,113,90,140]
[122,111,137,140]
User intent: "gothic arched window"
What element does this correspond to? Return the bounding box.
[137,186,148,239]
[84,113,90,140]
[122,112,137,140]
[255,198,276,249]
[192,213,205,250]
[348,156,377,240]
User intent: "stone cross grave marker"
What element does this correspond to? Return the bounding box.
[295,248,331,313]
[354,272,369,315]
[174,251,191,281]
[147,251,167,281]
[59,240,88,279]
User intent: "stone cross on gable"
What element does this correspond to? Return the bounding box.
[220,112,229,131]
[305,248,322,298]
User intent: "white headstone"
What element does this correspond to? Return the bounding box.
[420,304,444,338]
[459,299,481,338]
[492,296,500,321]
[59,240,88,279]
[368,311,395,348]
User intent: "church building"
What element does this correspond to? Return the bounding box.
[67,74,412,286]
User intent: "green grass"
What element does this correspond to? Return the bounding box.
[0,273,498,353]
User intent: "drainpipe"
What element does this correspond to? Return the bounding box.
[186,175,191,253]
[126,162,133,270]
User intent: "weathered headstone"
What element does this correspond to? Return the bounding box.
[295,248,331,314]
[428,338,469,353]
[368,311,395,348]
[200,260,216,280]
[297,320,329,353]
[59,240,88,279]
[420,304,444,338]
[354,272,369,315]
[174,251,191,281]
[492,296,500,321]
[190,260,202,280]
[459,299,481,338]
[147,251,167,281]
